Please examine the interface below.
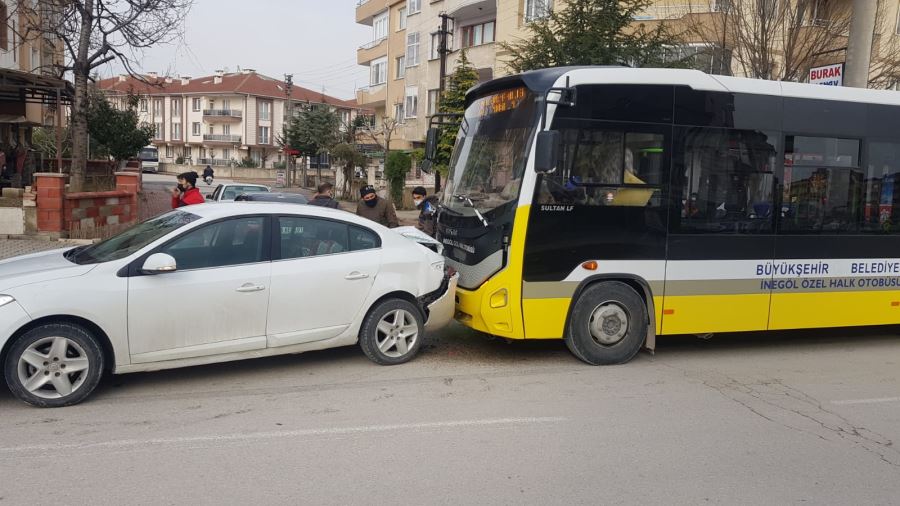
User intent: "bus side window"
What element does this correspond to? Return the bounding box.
[542,126,664,207]
[862,141,900,234]
[675,128,778,234]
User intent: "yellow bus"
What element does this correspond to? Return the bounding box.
[426,67,900,365]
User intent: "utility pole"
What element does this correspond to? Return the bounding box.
[284,74,293,187]
[435,12,453,193]
[844,0,877,88]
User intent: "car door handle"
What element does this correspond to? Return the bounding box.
[236,283,266,293]
[345,272,370,280]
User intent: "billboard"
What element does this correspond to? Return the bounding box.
[809,63,844,86]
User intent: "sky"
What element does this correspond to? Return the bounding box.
[100,0,372,100]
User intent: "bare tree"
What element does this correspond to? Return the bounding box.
[357,114,401,187]
[21,0,192,191]
[673,0,851,81]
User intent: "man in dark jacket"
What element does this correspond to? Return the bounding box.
[309,182,340,209]
[412,186,438,237]
[171,171,205,208]
[356,185,399,228]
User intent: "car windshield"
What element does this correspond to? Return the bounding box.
[441,87,538,214]
[139,148,158,161]
[65,210,200,265]
[222,186,268,200]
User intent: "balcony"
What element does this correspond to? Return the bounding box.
[357,85,386,108]
[203,134,242,144]
[197,158,232,167]
[358,37,388,65]
[356,0,387,25]
[203,109,243,122]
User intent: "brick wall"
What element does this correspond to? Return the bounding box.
[34,172,142,236]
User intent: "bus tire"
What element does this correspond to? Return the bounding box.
[565,281,646,365]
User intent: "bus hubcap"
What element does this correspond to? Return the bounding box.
[588,303,628,345]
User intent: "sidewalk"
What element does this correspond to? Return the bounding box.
[0,237,84,261]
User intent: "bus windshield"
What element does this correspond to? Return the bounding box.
[442,87,538,214]
[139,148,158,161]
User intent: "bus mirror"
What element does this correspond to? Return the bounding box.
[420,159,433,174]
[425,128,439,160]
[534,131,561,173]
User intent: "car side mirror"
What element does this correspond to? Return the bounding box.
[534,130,561,173]
[425,127,439,160]
[141,253,177,274]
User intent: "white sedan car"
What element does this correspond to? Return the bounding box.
[0,203,456,407]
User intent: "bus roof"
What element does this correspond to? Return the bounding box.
[468,67,900,108]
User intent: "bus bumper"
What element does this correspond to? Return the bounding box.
[454,283,527,339]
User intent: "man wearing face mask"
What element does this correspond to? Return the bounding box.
[171,171,205,208]
[356,185,399,228]
[411,186,438,237]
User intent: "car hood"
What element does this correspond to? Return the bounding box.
[393,226,443,255]
[0,247,96,292]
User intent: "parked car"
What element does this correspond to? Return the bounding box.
[0,203,456,407]
[234,192,308,204]
[207,183,270,202]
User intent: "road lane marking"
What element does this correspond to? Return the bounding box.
[831,396,900,406]
[0,417,567,455]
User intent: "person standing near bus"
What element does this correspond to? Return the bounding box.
[356,185,399,228]
[171,171,205,208]
[412,186,438,237]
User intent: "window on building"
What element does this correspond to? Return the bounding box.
[165,146,173,159]
[407,32,420,67]
[184,146,192,159]
[674,128,777,233]
[394,103,405,123]
[396,56,406,79]
[405,87,418,119]
[171,99,181,117]
[461,21,495,48]
[371,58,387,85]
[192,98,201,111]
[525,0,552,21]
[172,123,182,141]
[154,122,164,140]
[223,124,231,135]
[208,124,215,135]
[664,44,732,75]
[222,148,231,161]
[427,89,439,116]
[374,11,389,40]
[153,99,163,116]
[192,122,201,136]
[140,99,148,112]
[398,7,407,30]
[430,33,441,60]
[407,0,421,14]
[31,47,39,71]
[259,101,271,121]
[780,135,863,233]
[259,126,270,145]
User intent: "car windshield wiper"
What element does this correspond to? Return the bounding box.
[452,194,489,227]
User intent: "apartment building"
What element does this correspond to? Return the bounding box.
[0,0,69,152]
[98,70,360,169]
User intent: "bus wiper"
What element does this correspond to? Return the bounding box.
[453,194,489,227]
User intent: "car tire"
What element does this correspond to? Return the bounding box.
[4,323,105,408]
[359,299,424,366]
[564,281,647,366]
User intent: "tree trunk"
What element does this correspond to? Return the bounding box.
[69,0,95,192]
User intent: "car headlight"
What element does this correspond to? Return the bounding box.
[431,261,445,272]
[0,295,15,308]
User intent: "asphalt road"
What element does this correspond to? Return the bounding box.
[1,324,899,504]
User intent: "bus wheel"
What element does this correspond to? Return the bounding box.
[565,281,646,365]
